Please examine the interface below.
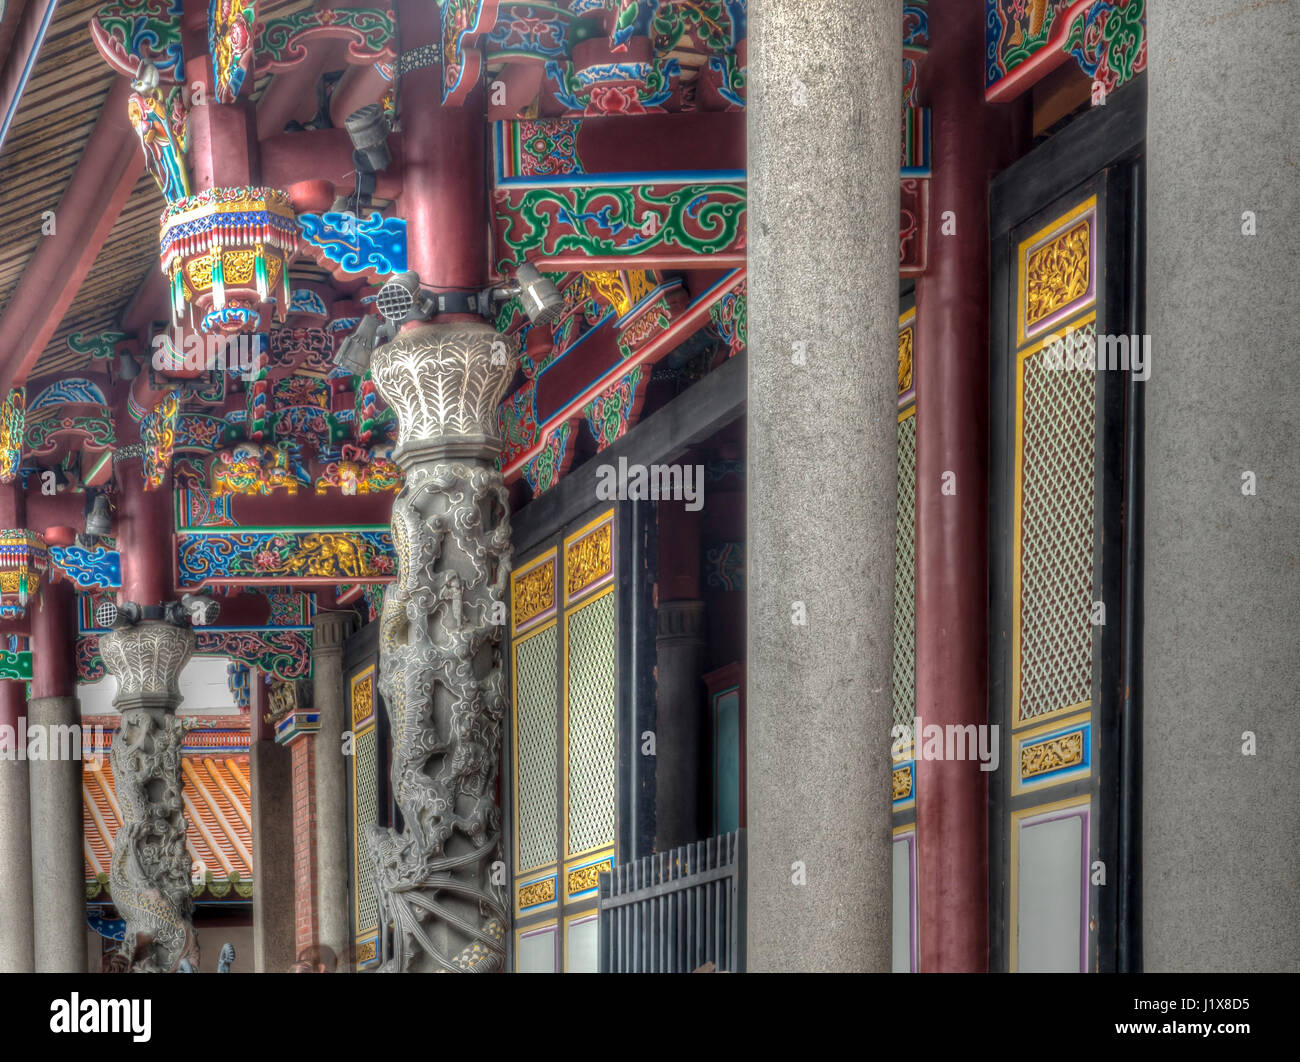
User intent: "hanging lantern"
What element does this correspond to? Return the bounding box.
[0,530,47,615]
[159,187,300,336]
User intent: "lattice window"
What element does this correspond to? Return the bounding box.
[515,626,560,872]
[566,592,617,856]
[353,725,380,935]
[1019,326,1097,721]
[892,414,918,731]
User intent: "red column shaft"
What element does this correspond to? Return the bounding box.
[30,579,76,700]
[0,680,24,735]
[396,0,488,294]
[182,0,260,190]
[116,463,172,606]
[913,0,1018,972]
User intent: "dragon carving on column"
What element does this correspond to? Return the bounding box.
[364,322,517,972]
[109,708,199,973]
[100,615,202,972]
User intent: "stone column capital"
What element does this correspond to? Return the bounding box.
[311,610,358,652]
[99,621,195,713]
[369,321,518,469]
[657,599,707,645]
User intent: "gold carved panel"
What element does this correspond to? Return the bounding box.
[512,552,556,636]
[564,514,613,604]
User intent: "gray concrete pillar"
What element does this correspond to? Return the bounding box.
[655,599,707,850]
[250,673,296,973]
[746,1,901,971]
[0,680,34,971]
[311,609,358,969]
[28,695,87,973]
[250,738,296,972]
[1144,2,1300,972]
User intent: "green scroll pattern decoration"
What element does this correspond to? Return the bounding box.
[0,650,33,680]
[495,183,746,269]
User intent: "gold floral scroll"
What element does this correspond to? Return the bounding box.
[1018,197,1097,344]
[518,877,556,909]
[512,553,556,635]
[898,325,914,395]
[566,858,613,897]
[565,516,612,603]
[1020,730,1085,780]
[351,670,374,727]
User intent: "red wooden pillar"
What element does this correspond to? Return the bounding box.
[30,577,76,702]
[396,0,489,298]
[913,0,1022,973]
[114,457,173,606]
[181,0,261,191]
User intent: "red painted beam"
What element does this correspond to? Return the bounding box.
[0,0,35,90]
[0,77,144,395]
[0,0,49,154]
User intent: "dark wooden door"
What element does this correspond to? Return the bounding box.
[988,83,1146,973]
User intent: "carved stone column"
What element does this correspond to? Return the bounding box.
[366,321,515,973]
[100,620,197,972]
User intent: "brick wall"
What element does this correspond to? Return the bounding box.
[291,735,319,956]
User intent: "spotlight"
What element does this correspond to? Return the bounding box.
[377,271,434,324]
[84,491,112,537]
[344,104,391,174]
[334,314,381,375]
[499,263,564,327]
[118,351,140,381]
[181,593,220,627]
[115,601,142,627]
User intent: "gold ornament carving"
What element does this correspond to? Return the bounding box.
[513,560,555,630]
[351,674,374,727]
[518,877,555,908]
[186,250,283,289]
[566,523,611,601]
[1025,219,1090,332]
[898,326,914,395]
[1020,730,1085,779]
[567,859,612,896]
[264,679,298,725]
[892,765,913,801]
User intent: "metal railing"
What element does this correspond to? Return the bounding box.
[597,830,745,972]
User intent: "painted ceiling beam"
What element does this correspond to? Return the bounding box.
[0,77,144,396]
[0,0,35,101]
[0,0,54,156]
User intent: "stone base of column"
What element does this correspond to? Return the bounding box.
[28,694,87,973]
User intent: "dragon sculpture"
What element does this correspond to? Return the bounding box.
[366,459,512,972]
[109,708,199,973]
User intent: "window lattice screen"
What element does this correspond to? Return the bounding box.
[515,626,560,872]
[566,593,617,856]
[354,725,379,934]
[1019,326,1097,721]
[892,414,917,731]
